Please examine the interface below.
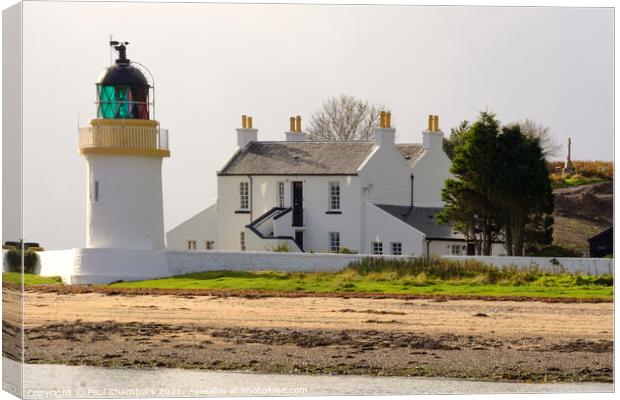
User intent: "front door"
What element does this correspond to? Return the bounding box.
[295,231,304,251]
[292,181,303,227]
[466,243,476,255]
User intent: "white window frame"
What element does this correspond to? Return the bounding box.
[187,240,197,250]
[205,241,214,250]
[451,244,462,255]
[239,182,249,210]
[329,232,341,253]
[372,241,383,255]
[277,181,285,208]
[328,181,341,211]
[240,232,246,251]
[391,242,402,256]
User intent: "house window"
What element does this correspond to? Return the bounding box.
[328,181,341,210]
[372,242,383,255]
[239,182,249,210]
[91,180,100,202]
[187,240,196,250]
[277,181,285,208]
[329,232,341,252]
[451,244,462,255]
[391,242,402,255]
[205,241,214,250]
[240,232,246,251]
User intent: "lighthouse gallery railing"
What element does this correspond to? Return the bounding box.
[79,125,169,151]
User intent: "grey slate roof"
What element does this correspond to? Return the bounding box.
[395,144,425,168]
[219,141,428,176]
[374,204,465,240]
[219,142,376,175]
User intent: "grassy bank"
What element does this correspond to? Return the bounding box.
[110,258,613,300]
[550,175,608,189]
[2,272,62,286]
[6,258,613,300]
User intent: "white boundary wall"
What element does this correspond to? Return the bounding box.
[166,250,379,276]
[4,249,614,284]
[444,255,614,275]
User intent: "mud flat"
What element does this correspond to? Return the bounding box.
[2,287,613,383]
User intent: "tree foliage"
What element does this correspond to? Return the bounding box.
[438,112,554,256]
[443,120,470,160]
[438,112,503,255]
[496,124,554,255]
[306,95,388,141]
[4,249,39,273]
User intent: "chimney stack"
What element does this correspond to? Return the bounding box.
[374,110,395,147]
[423,114,443,150]
[237,114,258,148]
[285,115,308,141]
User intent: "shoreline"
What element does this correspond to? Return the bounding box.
[3,358,613,397]
[3,288,613,384]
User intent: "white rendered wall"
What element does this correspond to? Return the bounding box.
[444,255,614,275]
[85,154,165,249]
[37,249,77,281]
[216,175,363,253]
[411,132,453,207]
[20,249,613,285]
[428,241,506,257]
[166,250,403,276]
[244,228,301,252]
[166,204,217,250]
[34,248,169,284]
[358,143,412,207]
[362,202,425,256]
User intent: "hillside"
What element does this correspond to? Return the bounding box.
[552,182,613,254]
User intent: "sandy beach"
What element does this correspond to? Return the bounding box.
[2,287,613,382]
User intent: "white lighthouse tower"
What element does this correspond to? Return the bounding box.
[78,41,169,250]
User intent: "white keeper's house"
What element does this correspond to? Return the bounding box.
[167,114,504,257]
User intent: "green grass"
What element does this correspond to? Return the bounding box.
[551,175,607,189]
[5,258,613,301]
[2,272,62,286]
[110,268,613,300]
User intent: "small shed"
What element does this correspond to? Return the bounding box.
[588,227,613,258]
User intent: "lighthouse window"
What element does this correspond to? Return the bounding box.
[116,87,131,118]
[91,180,100,203]
[97,85,149,120]
[98,86,115,118]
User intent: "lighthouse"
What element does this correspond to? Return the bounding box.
[78,41,169,250]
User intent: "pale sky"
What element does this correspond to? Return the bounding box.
[14,2,614,249]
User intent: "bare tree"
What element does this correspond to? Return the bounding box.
[518,119,560,157]
[306,95,389,141]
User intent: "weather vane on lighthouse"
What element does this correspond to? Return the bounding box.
[109,40,130,63]
[77,40,170,251]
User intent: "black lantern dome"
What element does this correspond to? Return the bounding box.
[96,41,151,120]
